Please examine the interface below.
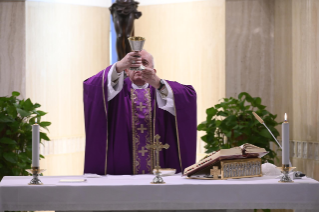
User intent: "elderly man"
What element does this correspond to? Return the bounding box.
[83,50,197,175]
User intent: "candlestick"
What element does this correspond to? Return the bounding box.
[282,113,289,165]
[27,118,45,185]
[32,118,40,167]
[252,112,291,166]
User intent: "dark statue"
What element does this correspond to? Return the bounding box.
[110,0,142,60]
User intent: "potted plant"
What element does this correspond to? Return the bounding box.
[0,91,51,181]
[197,92,280,164]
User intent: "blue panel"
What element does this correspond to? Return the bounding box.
[110,0,118,64]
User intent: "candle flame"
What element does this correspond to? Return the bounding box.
[284,113,287,121]
[35,118,38,124]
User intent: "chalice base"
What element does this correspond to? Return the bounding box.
[151,172,165,184]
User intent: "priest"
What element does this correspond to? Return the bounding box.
[83,50,197,175]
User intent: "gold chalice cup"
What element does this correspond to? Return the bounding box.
[128,36,145,71]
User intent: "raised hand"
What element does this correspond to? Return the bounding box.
[116,52,142,73]
[141,67,161,89]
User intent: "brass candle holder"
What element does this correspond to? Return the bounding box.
[277,164,295,183]
[26,167,46,185]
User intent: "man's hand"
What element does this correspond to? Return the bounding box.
[141,68,161,89]
[116,52,142,73]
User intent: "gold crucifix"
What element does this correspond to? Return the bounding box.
[138,146,148,156]
[136,102,146,111]
[210,166,220,179]
[146,135,170,171]
[137,124,147,133]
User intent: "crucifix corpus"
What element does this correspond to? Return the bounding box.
[146,134,170,184]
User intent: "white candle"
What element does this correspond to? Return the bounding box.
[282,113,289,165]
[32,118,40,167]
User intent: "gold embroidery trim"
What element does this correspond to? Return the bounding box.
[131,89,140,175]
[145,88,153,173]
[152,92,157,171]
[102,68,109,175]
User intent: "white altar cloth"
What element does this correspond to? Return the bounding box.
[1,174,319,211]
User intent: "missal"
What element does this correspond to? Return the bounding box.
[184,143,268,178]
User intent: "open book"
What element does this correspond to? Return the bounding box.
[184,143,268,177]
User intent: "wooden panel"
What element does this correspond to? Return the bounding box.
[226,0,275,112]
[291,0,319,181]
[135,0,225,157]
[292,0,319,142]
[273,0,293,136]
[26,2,109,139]
[274,0,319,181]
[0,2,26,98]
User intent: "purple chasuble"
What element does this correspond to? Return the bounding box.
[83,65,197,175]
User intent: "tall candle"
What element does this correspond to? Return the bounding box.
[282,113,289,165]
[32,118,40,167]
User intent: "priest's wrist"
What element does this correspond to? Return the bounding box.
[115,62,125,73]
[157,79,165,91]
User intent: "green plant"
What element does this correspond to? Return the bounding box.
[0,91,51,181]
[197,92,280,164]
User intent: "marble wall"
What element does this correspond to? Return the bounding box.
[25,1,110,175]
[135,0,226,159]
[226,0,275,112]
[0,1,110,176]
[289,0,319,180]
[0,1,26,98]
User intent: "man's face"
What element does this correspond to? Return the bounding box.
[125,50,154,86]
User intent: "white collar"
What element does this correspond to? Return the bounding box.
[132,83,149,89]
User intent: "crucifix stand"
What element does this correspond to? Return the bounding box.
[146,134,170,184]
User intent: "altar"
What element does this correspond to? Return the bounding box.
[1,174,319,211]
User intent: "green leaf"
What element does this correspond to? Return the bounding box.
[197,122,207,131]
[201,135,207,142]
[259,128,273,139]
[254,97,262,106]
[206,107,217,116]
[39,121,51,127]
[6,106,17,118]
[40,132,50,141]
[35,110,47,116]
[40,154,45,159]
[12,167,21,176]
[0,115,15,123]
[217,111,229,117]
[12,91,20,97]
[206,107,217,122]
[3,152,17,163]
[17,162,27,169]
[23,98,34,111]
[0,137,16,145]
[17,108,32,117]
[34,103,41,108]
